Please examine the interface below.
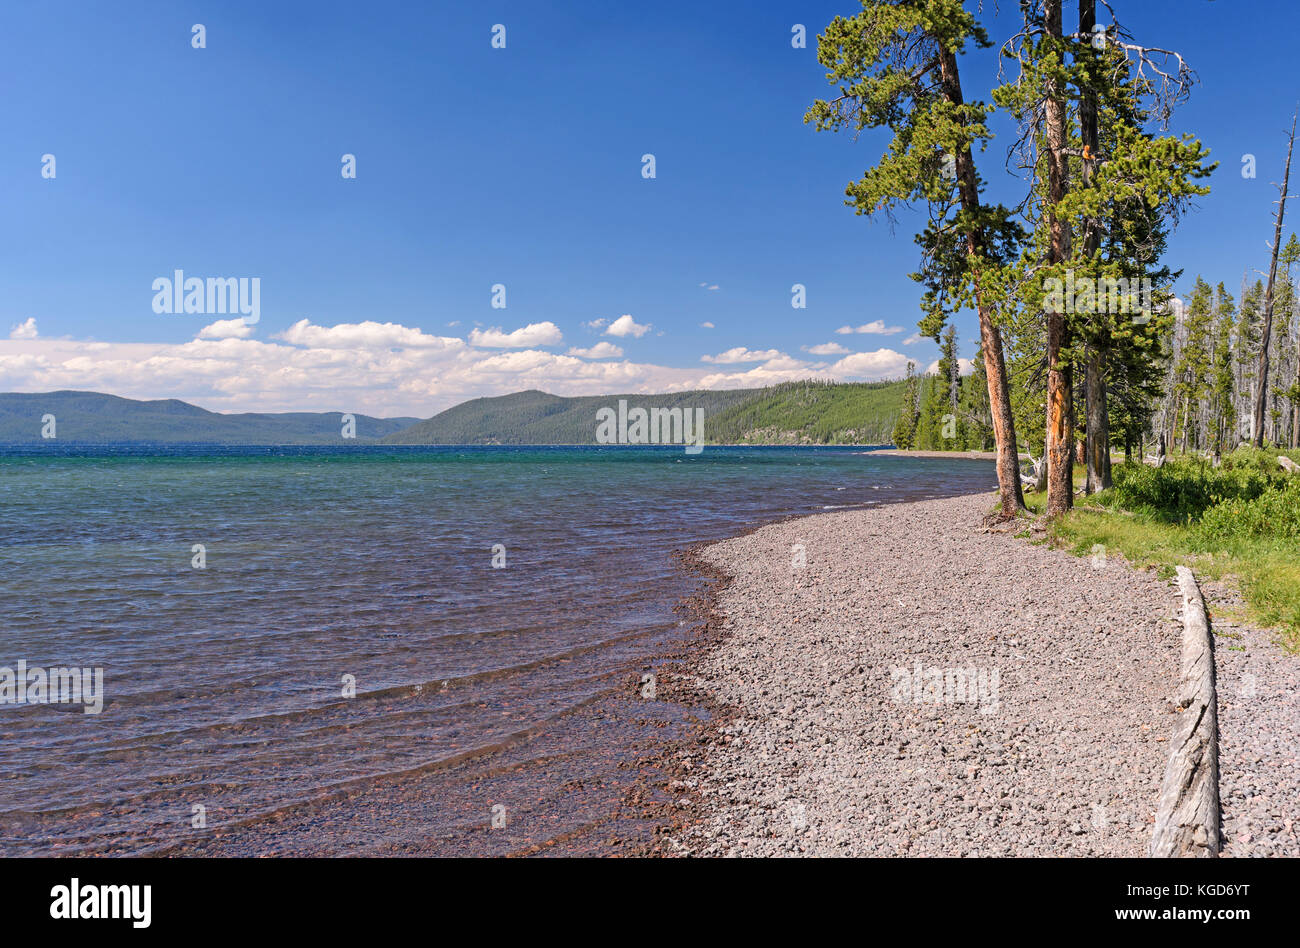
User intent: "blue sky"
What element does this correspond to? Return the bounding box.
[2,0,1297,415]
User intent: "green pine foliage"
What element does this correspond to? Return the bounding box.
[1171,277,1215,450]
[891,362,921,449]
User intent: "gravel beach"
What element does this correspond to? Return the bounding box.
[666,491,1296,857]
[1198,579,1300,857]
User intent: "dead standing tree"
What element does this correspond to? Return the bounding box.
[1252,109,1297,447]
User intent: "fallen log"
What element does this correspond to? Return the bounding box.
[1150,566,1220,858]
[1279,456,1299,474]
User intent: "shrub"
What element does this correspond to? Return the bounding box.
[1197,478,1300,542]
[1109,456,1283,522]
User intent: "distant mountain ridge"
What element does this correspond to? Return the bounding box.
[0,380,908,446]
[381,381,906,446]
[380,389,757,445]
[0,391,420,443]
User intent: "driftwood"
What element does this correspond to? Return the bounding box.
[1279,456,1299,474]
[1021,453,1047,491]
[1144,435,1168,468]
[1150,567,1220,858]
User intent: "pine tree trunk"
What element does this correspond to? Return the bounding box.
[936,44,1027,517]
[1077,0,1111,494]
[1044,0,1074,516]
[1085,347,1110,489]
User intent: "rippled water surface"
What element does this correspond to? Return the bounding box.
[0,444,995,854]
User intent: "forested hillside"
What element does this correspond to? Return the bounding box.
[382,389,757,444]
[383,381,908,445]
[707,379,904,444]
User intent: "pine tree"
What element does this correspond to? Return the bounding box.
[1237,279,1264,439]
[914,373,946,449]
[806,0,1027,515]
[961,347,995,449]
[1210,283,1237,454]
[892,361,921,448]
[995,0,1209,508]
[1172,277,1213,451]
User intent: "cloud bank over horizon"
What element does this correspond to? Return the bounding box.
[0,317,917,417]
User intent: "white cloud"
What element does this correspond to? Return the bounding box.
[698,364,816,388]
[698,282,719,291]
[603,314,650,338]
[752,354,807,371]
[468,322,563,349]
[9,317,38,340]
[802,342,849,356]
[924,357,975,376]
[700,321,715,329]
[567,342,624,359]
[835,320,905,336]
[902,334,921,345]
[198,318,254,340]
[702,347,783,364]
[278,319,464,350]
[829,349,910,378]
[584,318,608,331]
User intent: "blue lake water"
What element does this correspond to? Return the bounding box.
[0,444,995,855]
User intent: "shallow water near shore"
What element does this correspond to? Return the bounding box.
[0,443,994,855]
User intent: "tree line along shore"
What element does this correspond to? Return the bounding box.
[792,0,1300,647]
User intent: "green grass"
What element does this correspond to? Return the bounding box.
[1021,448,1300,650]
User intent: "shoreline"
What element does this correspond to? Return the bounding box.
[651,492,1182,856]
[868,449,1012,460]
[646,492,1300,856]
